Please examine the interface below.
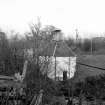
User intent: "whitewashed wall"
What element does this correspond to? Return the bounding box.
[39,56,76,80]
[48,57,76,80]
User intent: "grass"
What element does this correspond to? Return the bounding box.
[73,55,105,82]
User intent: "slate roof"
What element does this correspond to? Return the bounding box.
[39,41,76,57]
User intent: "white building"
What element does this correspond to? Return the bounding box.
[39,41,76,80]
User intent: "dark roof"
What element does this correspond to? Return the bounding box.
[73,47,82,55]
[39,41,76,57]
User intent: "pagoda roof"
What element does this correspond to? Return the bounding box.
[39,41,76,57]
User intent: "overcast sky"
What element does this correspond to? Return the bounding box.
[0,0,105,38]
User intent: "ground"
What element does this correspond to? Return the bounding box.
[73,55,105,82]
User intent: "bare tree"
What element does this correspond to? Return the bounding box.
[28,20,62,77]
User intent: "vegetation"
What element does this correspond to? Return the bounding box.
[72,74,105,104]
[66,37,105,55]
[0,23,64,105]
[1,21,105,105]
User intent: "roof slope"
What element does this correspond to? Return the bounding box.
[39,41,76,57]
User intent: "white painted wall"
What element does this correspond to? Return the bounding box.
[39,56,76,80]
